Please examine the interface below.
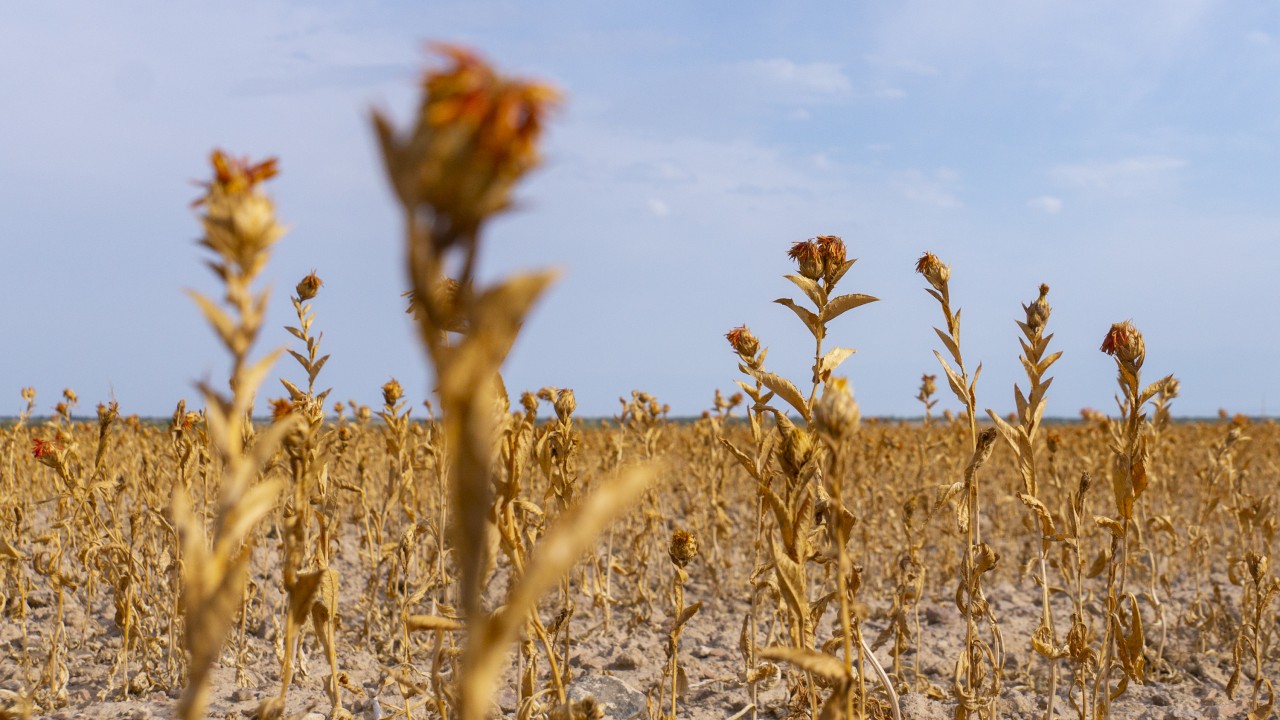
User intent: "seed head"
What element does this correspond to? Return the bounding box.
[1100,320,1145,366]
[725,325,760,359]
[668,530,698,568]
[20,387,35,404]
[915,252,950,293]
[919,374,937,398]
[382,378,404,407]
[296,270,323,301]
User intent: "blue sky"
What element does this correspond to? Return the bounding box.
[2,1,1277,419]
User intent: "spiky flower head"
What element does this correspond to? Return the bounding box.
[374,44,559,235]
[32,438,56,460]
[788,240,824,280]
[1100,320,1145,367]
[97,401,118,428]
[269,398,294,422]
[1025,283,1051,333]
[195,150,285,278]
[295,270,323,301]
[668,529,698,568]
[382,378,405,407]
[725,324,760,360]
[915,252,950,293]
[20,387,35,404]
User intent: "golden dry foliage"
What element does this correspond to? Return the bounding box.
[7,41,1280,720]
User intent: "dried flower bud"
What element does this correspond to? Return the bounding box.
[554,388,576,421]
[1100,321,1145,366]
[814,377,860,440]
[382,378,404,407]
[270,398,294,422]
[21,387,35,404]
[296,270,323,301]
[1248,552,1269,587]
[668,530,698,568]
[914,252,951,293]
[815,235,847,284]
[1025,284,1051,333]
[63,388,78,405]
[920,374,937,398]
[32,438,56,460]
[97,401,118,428]
[725,325,760,359]
[1046,431,1062,454]
[520,391,539,414]
[788,240,824,280]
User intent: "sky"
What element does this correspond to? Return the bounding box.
[2,1,1278,420]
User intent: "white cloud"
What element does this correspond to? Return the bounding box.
[865,54,939,77]
[647,198,669,217]
[895,168,962,209]
[1051,155,1187,193]
[737,57,855,96]
[1027,195,1063,214]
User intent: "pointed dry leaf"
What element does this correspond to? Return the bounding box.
[775,298,822,339]
[821,293,878,324]
[759,646,848,683]
[744,367,810,421]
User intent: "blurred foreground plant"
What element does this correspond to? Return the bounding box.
[374,45,652,720]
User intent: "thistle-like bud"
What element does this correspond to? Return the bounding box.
[816,235,847,285]
[919,374,937,399]
[63,388,78,405]
[554,388,576,421]
[270,398,294,422]
[520,391,539,414]
[1247,552,1269,587]
[788,240,823,280]
[1100,320,1145,367]
[1025,283,1051,334]
[295,270,323,301]
[382,378,404,407]
[725,325,760,362]
[915,252,951,293]
[21,387,35,404]
[97,401,118,428]
[668,530,698,568]
[814,377,860,440]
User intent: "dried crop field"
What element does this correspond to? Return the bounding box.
[2,47,1277,720]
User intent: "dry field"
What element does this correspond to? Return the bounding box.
[2,46,1277,720]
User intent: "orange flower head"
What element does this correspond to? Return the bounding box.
[31,438,55,459]
[1100,320,1144,365]
[194,150,278,206]
[915,252,950,292]
[788,240,823,280]
[725,325,760,359]
[270,398,295,423]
